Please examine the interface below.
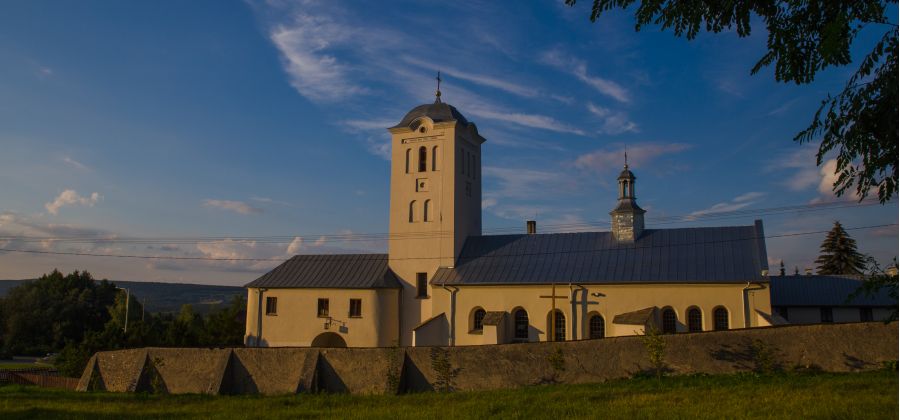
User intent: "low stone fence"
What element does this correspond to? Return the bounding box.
[78,322,898,395]
[0,369,79,390]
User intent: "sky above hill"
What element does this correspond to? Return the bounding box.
[0,1,896,285]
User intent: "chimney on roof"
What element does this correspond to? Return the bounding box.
[526,220,536,234]
[805,268,812,276]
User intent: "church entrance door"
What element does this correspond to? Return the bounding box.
[311,332,348,348]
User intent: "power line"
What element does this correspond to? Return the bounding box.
[0,223,894,262]
[0,198,884,245]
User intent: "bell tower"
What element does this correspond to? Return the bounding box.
[386,80,485,345]
[610,160,645,243]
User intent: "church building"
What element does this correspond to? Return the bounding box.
[244,90,775,348]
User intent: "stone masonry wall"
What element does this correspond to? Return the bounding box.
[77,322,898,395]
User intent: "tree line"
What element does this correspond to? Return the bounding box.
[0,270,246,377]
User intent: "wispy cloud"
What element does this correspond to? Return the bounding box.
[483,166,573,199]
[45,190,101,215]
[402,56,539,98]
[268,13,368,102]
[574,142,691,173]
[689,192,766,217]
[469,107,585,135]
[541,49,630,103]
[203,199,262,215]
[586,102,638,135]
[62,156,90,171]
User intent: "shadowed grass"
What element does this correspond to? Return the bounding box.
[0,370,896,419]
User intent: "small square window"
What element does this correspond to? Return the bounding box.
[318,298,329,317]
[416,273,428,298]
[265,296,277,316]
[349,299,362,318]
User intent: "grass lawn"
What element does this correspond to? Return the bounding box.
[0,370,897,419]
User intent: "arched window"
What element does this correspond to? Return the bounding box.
[589,314,605,339]
[423,199,431,222]
[662,308,677,334]
[549,310,566,342]
[432,146,439,171]
[687,308,702,332]
[408,200,417,223]
[472,308,486,331]
[513,309,529,340]
[405,149,411,173]
[418,147,427,172]
[622,180,629,197]
[469,154,475,179]
[714,307,729,330]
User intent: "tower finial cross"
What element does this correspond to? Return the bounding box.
[435,71,442,103]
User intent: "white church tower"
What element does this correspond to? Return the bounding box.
[387,78,485,345]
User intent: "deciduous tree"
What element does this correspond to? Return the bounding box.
[567,0,897,202]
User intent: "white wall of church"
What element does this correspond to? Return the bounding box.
[430,282,772,345]
[244,287,399,348]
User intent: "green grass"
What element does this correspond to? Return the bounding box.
[0,362,53,370]
[0,370,896,419]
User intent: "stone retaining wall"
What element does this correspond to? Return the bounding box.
[77,322,898,395]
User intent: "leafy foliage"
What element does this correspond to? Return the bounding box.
[815,221,867,275]
[639,325,667,379]
[566,0,898,202]
[0,270,117,356]
[849,257,899,321]
[0,270,247,377]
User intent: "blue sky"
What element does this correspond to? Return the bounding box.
[0,0,896,285]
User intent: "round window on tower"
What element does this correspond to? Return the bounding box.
[419,127,426,133]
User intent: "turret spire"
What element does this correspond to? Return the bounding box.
[435,71,442,103]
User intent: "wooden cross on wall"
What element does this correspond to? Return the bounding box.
[539,283,567,342]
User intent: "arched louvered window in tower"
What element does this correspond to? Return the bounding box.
[714,307,729,330]
[405,148,411,173]
[432,146,439,171]
[408,200,417,223]
[687,308,702,332]
[589,314,605,339]
[662,308,677,334]
[418,146,427,172]
[423,199,431,222]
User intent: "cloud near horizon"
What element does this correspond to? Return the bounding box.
[203,199,263,215]
[45,190,101,215]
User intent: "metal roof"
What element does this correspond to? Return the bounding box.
[431,222,768,285]
[244,254,401,289]
[391,101,470,128]
[770,275,897,307]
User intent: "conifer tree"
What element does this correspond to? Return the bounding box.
[815,221,867,275]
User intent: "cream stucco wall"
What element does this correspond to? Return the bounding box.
[244,287,400,347]
[387,117,484,346]
[429,282,772,345]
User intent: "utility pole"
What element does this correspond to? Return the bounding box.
[116,287,129,334]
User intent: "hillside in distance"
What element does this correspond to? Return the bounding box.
[0,279,245,314]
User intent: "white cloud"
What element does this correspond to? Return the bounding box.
[483,166,572,199]
[586,102,638,135]
[689,192,766,217]
[62,156,90,171]
[574,142,691,172]
[469,107,585,135]
[401,56,539,98]
[269,13,368,102]
[810,159,860,203]
[541,49,630,103]
[203,199,262,215]
[45,190,101,215]
[286,236,303,254]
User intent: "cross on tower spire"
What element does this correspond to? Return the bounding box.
[435,71,442,103]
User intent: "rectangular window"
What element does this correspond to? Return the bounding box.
[416,272,428,298]
[860,307,873,322]
[820,307,833,323]
[265,296,277,316]
[349,299,362,317]
[317,298,329,317]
